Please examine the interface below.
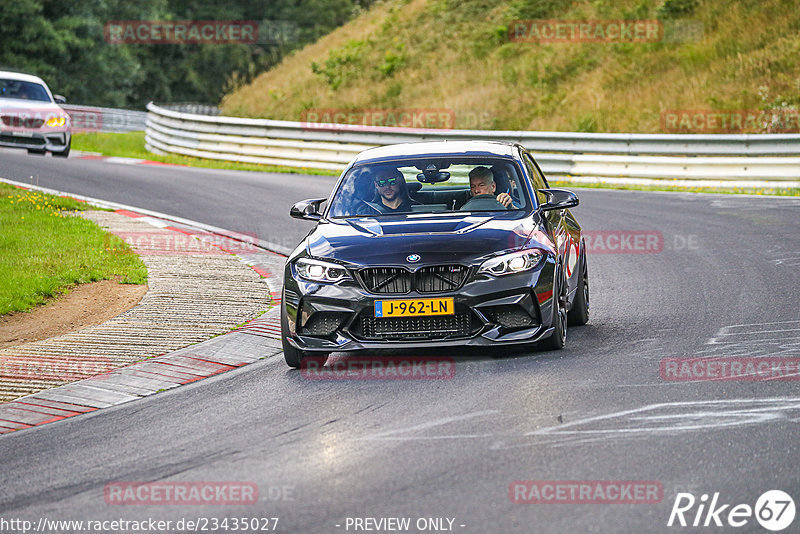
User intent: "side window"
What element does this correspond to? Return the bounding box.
[522,152,548,205]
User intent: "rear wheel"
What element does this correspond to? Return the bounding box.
[281,295,328,369]
[567,249,589,326]
[541,267,567,350]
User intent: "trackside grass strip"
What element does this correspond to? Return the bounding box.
[0,184,147,315]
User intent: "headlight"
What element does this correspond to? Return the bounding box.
[295,258,350,283]
[46,116,66,127]
[478,248,545,276]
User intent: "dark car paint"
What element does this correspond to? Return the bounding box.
[282,141,584,354]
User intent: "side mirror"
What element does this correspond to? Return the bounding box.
[54,95,67,104]
[538,188,579,212]
[290,198,326,221]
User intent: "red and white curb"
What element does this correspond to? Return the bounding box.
[0,178,287,434]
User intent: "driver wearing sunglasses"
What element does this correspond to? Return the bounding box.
[372,169,413,212]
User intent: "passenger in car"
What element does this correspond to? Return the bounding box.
[460,166,511,211]
[490,164,522,208]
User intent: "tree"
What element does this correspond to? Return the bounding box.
[0,0,379,108]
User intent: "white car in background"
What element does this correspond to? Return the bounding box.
[0,70,71,157]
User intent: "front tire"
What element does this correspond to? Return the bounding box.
[541,267,568,350]
[567,248,589,326]
[28,148,46,155]
[281,295,328,369]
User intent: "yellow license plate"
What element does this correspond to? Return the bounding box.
[374,297,454,318]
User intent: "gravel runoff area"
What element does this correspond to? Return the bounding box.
[0,209,280,404]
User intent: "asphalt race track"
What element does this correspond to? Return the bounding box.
[1,151,799,533]
[0,152,330,253]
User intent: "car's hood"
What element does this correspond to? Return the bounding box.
[304,213,552,266]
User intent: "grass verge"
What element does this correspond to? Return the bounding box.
[72,132,339,176]
[0,183,148,315]
[221,0,800,134]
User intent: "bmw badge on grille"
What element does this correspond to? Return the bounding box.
[406,254,421,263]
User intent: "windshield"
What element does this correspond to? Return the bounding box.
[0,79,52,102]
[328,157,529,218]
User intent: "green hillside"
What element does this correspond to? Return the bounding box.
[220,0,800,133]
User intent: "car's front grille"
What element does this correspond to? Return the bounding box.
[416,265,468,293]
[359,313,473,340]
[0,134,45,146]
[1,116,44,129]
[359,267,412,294]
[358,265,468,294]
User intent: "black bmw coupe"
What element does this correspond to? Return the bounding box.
[281,141,588,368]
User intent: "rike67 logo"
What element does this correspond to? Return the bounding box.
[668,490,795,531]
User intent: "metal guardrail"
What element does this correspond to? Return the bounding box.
[145,102,800,180]
[159,103,221,116]
[63,105,147,133]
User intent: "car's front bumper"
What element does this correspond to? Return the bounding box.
[0,129,70,153]
[283,259,558,353]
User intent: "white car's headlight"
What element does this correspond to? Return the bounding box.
[478,248,546,276]
[46,116,67,127]
[295,258,350,283]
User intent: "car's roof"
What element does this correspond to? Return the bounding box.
[352,141,519,164]
[0,70,48,85]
